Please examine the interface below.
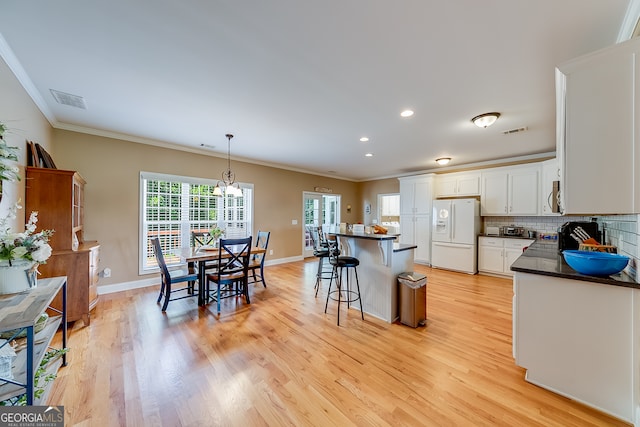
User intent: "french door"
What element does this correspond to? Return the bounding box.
[303,192,340,257]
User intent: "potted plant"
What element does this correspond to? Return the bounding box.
[209,226,225,248]
[0,122,21,184]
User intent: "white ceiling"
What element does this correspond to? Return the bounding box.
[0,1,635,181]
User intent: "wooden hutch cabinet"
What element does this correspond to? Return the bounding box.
[25,167,100,325]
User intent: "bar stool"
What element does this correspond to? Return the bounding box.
[308,226,333,296]
[324,237,364,326]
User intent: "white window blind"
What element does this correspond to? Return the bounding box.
[139,171,253,273]
[381,194,400,216]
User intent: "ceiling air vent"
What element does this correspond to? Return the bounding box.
[50,89,87,109]
[502,126,528,135]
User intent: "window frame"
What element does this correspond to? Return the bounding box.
[139,171,254,275]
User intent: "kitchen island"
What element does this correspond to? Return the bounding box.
[328,230,416,323]
[511,242,640,426]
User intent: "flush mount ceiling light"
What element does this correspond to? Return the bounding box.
[471,112,500,128]
[212,134,243,197]
[359,137,369,142]
[436,157,451,165]
[400,109,414,118]
[365,153,374,157]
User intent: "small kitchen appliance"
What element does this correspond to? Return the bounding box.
[485,226,500,236]
[558,221,600,252]
[502,226,525,237]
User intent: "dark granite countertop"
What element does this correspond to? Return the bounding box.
[511,240,640,289]
[328,229,399,241]
[479,234,535,239]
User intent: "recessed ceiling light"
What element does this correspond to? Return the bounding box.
[360,137,369,142]
[400,110,414,118]
[436,157,451,165]
[365,153,374,157]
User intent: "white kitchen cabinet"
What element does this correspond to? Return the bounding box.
[514,272,638,424]
[434,171,480,198]
[398,174,434,264]
[556,37,639,214]
[480,165,539,216]
[399,174,434,215]
[478,237,533,276]
[540,158,561,216]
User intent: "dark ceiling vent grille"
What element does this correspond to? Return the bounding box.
[50,89,87,109]
[502,126,528,135]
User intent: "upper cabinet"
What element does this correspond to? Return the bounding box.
[434,171,480,198]
[25,167,86,251]
[399,174,435,215]
[481,165,539,216]
[556,37,639,214]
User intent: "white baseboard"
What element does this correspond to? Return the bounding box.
[97,277,158,295]
[264,255,303,266]
[97,256,304,295]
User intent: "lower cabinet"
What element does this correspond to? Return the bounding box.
[40,242,100,325]
[478,237,533,276]
[400,214,431,264]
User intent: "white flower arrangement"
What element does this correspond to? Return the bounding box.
[0,202,54,266]
[0,122,20,183]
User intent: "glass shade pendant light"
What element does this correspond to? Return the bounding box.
[213,133,242,197]
[471,112,500,128]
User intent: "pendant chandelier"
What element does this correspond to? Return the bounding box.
[212,133,243,197]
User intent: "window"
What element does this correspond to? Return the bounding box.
[379,193,400,224]
[139,172,253,273]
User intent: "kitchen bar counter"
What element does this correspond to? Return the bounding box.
[327,229,414,323]
[511,240,640,425]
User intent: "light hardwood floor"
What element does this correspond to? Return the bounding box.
[48,260,629,426]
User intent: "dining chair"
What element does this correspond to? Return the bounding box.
[205,236,252,315]
[151,237,199,311]
[191,231,214,247]
[248,231,270,287]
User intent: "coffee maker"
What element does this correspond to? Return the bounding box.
[558,221,600,252]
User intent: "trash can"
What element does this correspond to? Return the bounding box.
[398,272,427,327]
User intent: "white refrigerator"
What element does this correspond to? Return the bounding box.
[431,198,480,274]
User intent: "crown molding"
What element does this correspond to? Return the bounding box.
[617,0,640,42]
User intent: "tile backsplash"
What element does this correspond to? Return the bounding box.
[483,214,640,277]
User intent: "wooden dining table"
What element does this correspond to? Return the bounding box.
[176,246,266,306]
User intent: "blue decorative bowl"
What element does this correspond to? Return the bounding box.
[562,250,629,276]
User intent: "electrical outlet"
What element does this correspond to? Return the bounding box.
[292,219,298,225]
[269,250,273,255]
[103,267,112,278]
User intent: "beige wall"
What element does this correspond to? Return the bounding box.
[2,56,402,289]
[0,57,52,229]
[360,178,400,225]
[52,129,362,286]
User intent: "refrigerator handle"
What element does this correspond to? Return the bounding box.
[451,203,455,240]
